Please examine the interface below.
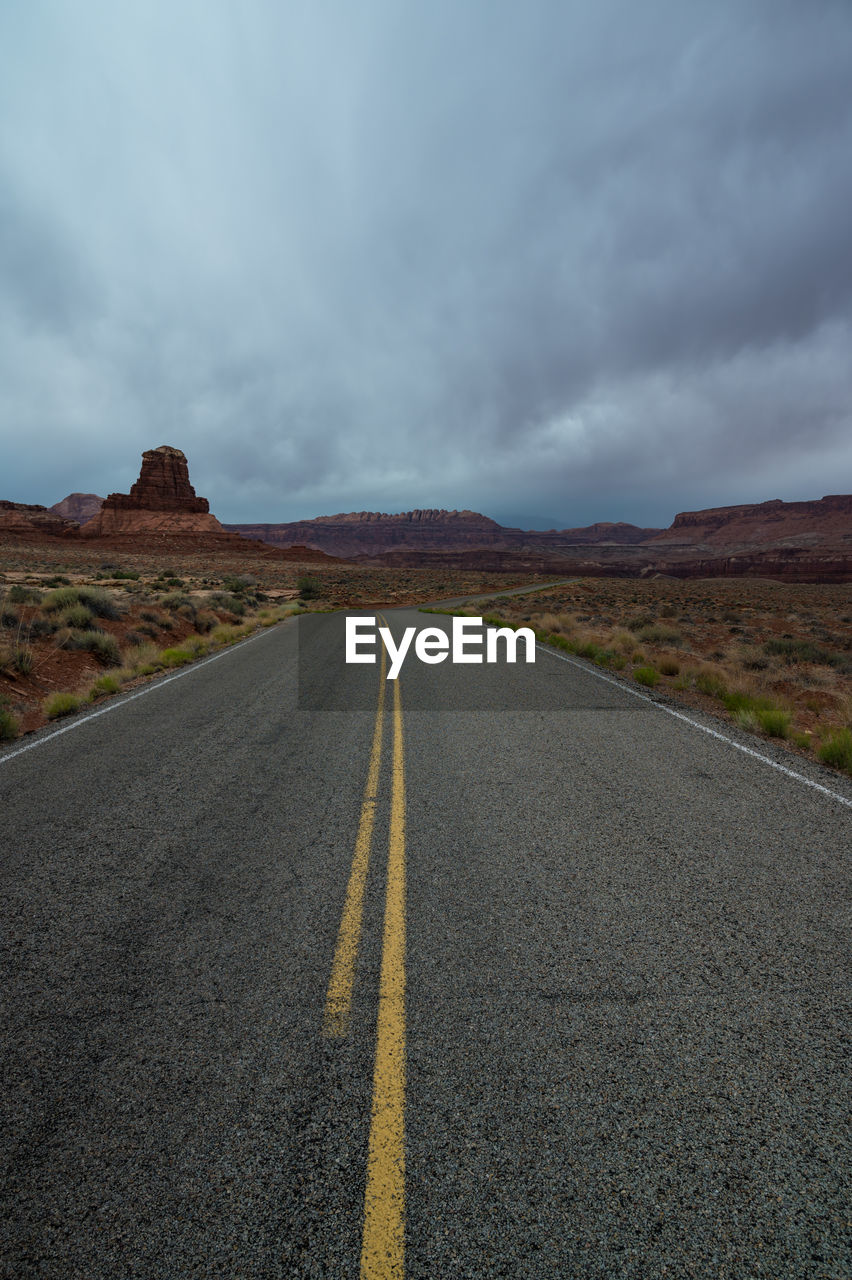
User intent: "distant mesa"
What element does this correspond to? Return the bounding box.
[227,496,852,582]
[229,509,506,557]
[50,493,104,525]
[79,446,226,538]
[226,510,660,558]
[652,494,852,544]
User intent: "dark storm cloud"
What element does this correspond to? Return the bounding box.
[0,186,97,332]
[1,0,851,524]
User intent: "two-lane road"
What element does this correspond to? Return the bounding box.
[1,610,850,1277]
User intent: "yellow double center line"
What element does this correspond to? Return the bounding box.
[323,640,387,1038]
[323,616,407,1280]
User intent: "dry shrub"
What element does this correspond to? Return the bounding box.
[195,609,218,633]
[554,611,577,631]
[128,642,164,675]
[830,689,852,729]
[636,623,682,646]
[720,670,762,702]
[819,729,852,773]
[44,691,83,719]
[692,664,728,700]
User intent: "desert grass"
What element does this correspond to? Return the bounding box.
[88,673,121,698]
[818,728,852,771]
[57,629,122,667]
[43,586,122,619]
[159,646,195,668]
[59,603,96,630]
[44,691,84,719]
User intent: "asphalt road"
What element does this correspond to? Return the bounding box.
[1,609,850,1278]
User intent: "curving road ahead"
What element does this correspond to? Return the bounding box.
[1,609,850,1278]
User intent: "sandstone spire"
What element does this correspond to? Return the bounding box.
[110,445,210,513]
[78,446,224,537]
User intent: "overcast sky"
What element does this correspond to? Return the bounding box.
[2,1,851,528]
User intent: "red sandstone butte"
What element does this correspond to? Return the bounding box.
[79,446,226,538]
[74,446,338,562]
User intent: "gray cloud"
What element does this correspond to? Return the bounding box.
[1,0,851,526]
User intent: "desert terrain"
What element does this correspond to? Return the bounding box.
[0,446,540,736]
[3,445,851,776]
[0,543,537,737]
[2,543,851,782]
[435,575,852,778]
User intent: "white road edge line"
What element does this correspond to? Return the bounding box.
[0,625,276,768]
[534,641,852,810]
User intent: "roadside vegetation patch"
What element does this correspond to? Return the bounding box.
[44,691,83,719]
[58,630,122,667]
[160,646,194,667]
[818,728,852,774]
[89,674,121,698]
[2,564,322,738]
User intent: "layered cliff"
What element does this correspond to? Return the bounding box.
[72,446,337,562]
[0,500,78,539]
[79,447,226,538]
[228,495,851,581]
[229,509,506,557]
[5,458,850,580]
[226,510,658,557]
[652,495,852,546]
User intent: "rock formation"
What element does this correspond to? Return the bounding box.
[535,521,658,545]
[229,495,852,582]
[50,493,104,524]
[71,445,337,562]
[110,446,210,512]
[651,495,852,546]
[226,510,659,558]
[79,446,226,538]
[0,500,78,539]
[5,452,849,580]
[229,509,506,557]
